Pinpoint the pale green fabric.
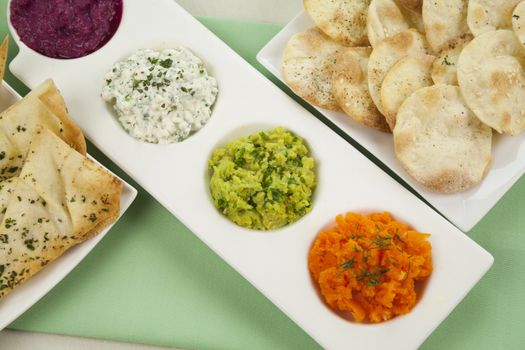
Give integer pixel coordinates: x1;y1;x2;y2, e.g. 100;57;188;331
1;2;524;349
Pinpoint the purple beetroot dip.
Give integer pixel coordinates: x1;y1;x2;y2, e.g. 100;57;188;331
10;0;123;59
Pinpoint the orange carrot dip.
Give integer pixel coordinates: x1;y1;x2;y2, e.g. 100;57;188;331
308;212;432;323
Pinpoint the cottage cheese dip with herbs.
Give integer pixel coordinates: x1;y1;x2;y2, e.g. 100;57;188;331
102;47;218;143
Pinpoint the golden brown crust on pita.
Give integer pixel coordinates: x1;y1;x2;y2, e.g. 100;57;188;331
0;80;86;156
396;0;421;11
397;1;425;33
28;80;86;154
0;36;8;82
0;88;86;182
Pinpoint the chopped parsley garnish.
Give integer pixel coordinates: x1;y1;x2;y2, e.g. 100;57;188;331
259;131;270;140
287;178;298;185
159;58;173;68
24;238;36;251
357;267;389;287
233;148;246;166
4;218;16;229
372;235;392;249
442;55;454;66
270;188;283;202
340;257;355;270
217;197;227;208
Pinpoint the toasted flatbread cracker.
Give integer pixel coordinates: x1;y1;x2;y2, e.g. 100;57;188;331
1;79;86;154
30;80;85;151
332;47;390;132
304;0;371;46
512;1;525;50
422;0;470;53
283;28;344;110
0;129;122;300
368;29;432;114
458;30;525;135
467;0;522;36
0;36;7;82
367;0;411;47
3;79;86;155
431;34;473;85
381;54;434;129
394;85;492;193
0;85;86;180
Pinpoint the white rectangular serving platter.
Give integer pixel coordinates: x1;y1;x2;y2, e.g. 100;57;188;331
8;0;493;349
0;81;138;330
257;10;525;233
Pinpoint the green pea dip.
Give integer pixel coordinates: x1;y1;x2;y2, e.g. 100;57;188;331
209;127;316;231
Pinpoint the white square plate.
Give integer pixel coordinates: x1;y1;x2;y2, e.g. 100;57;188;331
0;81;138;330
8;1;493;349
256;10;525;232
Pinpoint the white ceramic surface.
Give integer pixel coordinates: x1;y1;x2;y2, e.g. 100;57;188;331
256;11;525;232
0;81;138;331
8;1;493;349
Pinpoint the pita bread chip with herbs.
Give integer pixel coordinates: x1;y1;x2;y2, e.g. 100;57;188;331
467;0;522;36
367;0;411;48
332;47;390;132
458;30;525;135
283;27;344;110
0;80;86;181
367;29;432;114
304;0;371;46
422;0;470;53
394;85;492;193
0;129;122;300
381;53;435;129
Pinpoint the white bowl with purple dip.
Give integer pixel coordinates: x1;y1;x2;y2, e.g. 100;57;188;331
9;0;123;59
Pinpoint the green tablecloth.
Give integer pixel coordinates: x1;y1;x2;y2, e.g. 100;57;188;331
1;2;524;349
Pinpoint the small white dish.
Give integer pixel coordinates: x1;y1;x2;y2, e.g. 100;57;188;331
0;81;138;330
256;10;525;232
8;1;493;349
